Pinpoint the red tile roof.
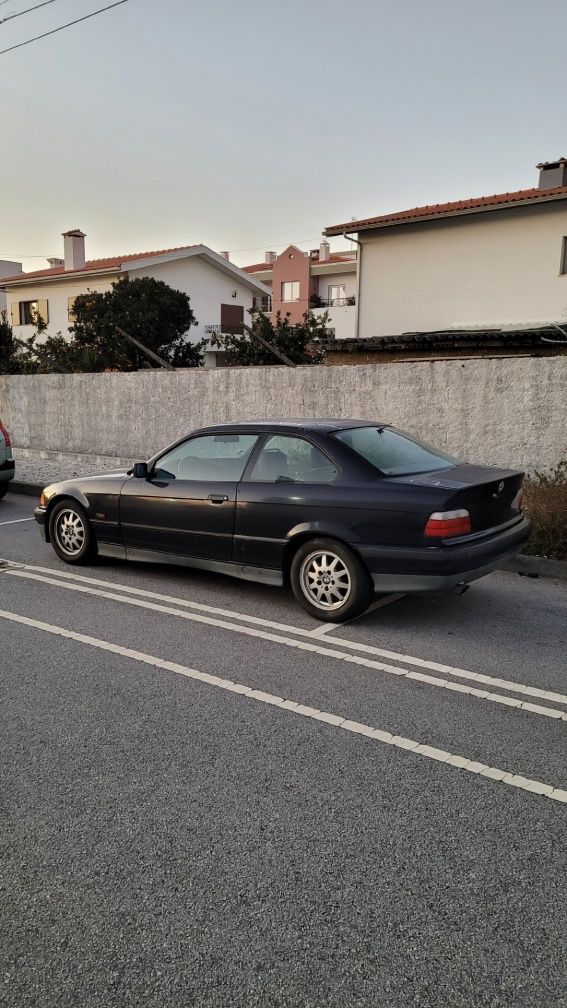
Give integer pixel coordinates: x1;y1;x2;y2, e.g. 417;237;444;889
1;245;198;284
243;252;355;273
325;185;567;236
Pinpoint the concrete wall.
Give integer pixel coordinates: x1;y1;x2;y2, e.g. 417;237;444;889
358;202;567;338
1;357;565;473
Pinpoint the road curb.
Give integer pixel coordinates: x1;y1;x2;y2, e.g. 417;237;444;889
500;554;567;581
10;481;43;498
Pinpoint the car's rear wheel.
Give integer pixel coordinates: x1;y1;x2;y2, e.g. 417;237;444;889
290;537;373;622
49;499;95;565
0;483;8;500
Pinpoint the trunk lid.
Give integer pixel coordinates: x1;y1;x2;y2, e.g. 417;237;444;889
397;464;524;533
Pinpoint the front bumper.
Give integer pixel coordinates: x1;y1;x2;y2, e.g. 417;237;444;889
358;516;532;593
34;506;49;541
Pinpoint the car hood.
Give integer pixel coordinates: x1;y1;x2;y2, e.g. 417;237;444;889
43;470;130;496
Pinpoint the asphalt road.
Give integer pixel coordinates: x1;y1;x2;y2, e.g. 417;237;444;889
1;492;566;1008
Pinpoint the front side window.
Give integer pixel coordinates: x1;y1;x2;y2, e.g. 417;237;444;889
281;281;300;302
248;435;338;484
153;433;258;481
334;426;458;476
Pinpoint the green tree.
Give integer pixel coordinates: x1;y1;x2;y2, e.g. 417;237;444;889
0;311;16;373
19;276;205;373
68;276;203;370
211;310;328;366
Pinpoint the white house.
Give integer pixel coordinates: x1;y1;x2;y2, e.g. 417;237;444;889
1;230;270;346
325;158;567;340
0;260;22;314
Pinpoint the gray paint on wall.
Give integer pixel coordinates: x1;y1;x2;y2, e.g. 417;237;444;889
1;357;565;474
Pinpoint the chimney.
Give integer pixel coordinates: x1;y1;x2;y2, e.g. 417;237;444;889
537;158;567;189
319;240;330;262
62;229;86;271
47;257;64;269
219;251;230;260
265;251;276;264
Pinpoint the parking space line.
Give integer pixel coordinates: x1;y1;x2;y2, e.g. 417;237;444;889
307;594;406;637
0;604;565;806
6;568;567;722
0;518;34;526
5;560;566;708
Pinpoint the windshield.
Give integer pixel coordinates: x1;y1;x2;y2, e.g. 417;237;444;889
334;426;458;476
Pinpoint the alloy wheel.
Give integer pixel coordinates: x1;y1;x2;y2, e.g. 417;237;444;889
54;508;86;557
299;550;352;611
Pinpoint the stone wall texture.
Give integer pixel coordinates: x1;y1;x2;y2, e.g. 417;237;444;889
1;357;565;472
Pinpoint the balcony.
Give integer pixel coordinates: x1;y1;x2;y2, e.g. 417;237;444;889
310;295;356;308
204;324;245;336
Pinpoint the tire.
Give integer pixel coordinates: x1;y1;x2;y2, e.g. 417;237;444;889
290;537;373;623
0;483;8;500
48;499;95;565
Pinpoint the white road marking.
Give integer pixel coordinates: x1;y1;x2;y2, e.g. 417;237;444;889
6;560;565;709
6;567;567;723
0;605;565;805
0;517;34;526
307;593;406;636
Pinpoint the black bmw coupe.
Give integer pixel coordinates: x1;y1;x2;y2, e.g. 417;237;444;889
35;419;531;622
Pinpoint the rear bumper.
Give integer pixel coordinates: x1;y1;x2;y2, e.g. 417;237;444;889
357;516;532;593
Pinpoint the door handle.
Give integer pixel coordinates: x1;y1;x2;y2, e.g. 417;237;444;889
208;494;229;504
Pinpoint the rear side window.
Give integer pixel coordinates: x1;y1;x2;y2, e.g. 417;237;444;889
248;435;338;484
334;427;457;476
153;433;258;481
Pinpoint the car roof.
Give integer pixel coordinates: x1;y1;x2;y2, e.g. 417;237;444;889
194;419;389;435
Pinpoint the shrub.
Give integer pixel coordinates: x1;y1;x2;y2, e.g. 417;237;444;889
522;459;567;560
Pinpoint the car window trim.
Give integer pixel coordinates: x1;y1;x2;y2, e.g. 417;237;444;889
241;432;341;486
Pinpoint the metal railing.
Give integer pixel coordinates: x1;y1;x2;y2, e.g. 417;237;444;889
310;296;356;309
251;296;273;313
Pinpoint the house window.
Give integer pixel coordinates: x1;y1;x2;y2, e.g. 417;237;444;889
328;284;346;306
560;237;567;275
11;299;49;326
281;281;300;302
68;297;76;322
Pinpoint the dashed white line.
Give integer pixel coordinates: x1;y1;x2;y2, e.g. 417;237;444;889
0;517;34;526
0;605;565;805
5;567;567;723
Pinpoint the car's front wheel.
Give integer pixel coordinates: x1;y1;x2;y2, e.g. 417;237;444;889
290;537;373;622
49;499;95;565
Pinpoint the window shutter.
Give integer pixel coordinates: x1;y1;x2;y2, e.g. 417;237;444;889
10;302;20;326
37;299;49;324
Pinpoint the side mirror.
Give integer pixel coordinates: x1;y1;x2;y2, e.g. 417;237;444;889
133;462;149;479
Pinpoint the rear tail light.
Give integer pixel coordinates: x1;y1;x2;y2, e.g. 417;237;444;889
0;420;11;448
425;509;471;538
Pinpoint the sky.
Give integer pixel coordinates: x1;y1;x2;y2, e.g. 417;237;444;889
1;0;566;272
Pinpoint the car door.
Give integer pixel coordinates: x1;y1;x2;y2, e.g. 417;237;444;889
234;433;340;570
120;432;259;561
